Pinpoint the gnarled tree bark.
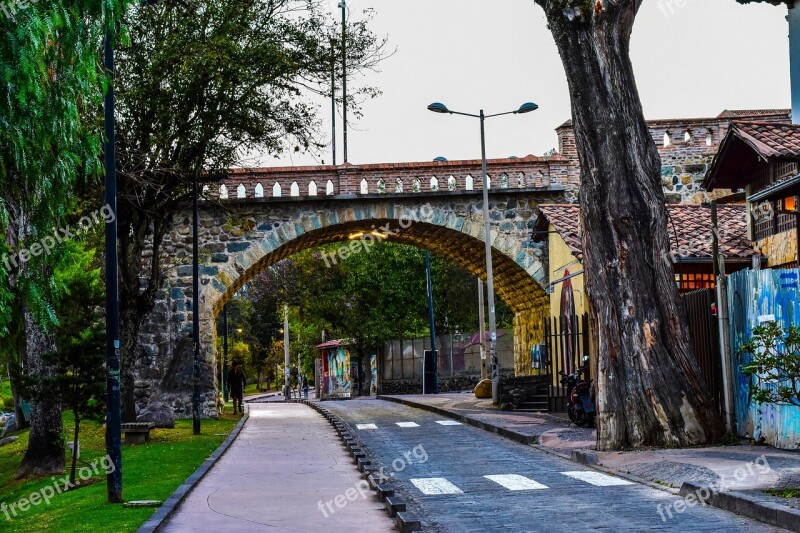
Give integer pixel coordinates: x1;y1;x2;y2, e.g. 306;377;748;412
16;303;64;478
535;0;723;449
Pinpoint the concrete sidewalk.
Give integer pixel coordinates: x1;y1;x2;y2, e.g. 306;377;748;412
162;403;393;532
380;393;800;502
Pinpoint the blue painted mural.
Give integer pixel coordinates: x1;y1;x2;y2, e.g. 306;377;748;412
727;268;800;449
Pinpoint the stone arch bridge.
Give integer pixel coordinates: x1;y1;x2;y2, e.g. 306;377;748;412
134;156;577;415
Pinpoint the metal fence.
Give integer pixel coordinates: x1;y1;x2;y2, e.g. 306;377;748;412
681;287;723;416
544;314;590;413
382;332;515;381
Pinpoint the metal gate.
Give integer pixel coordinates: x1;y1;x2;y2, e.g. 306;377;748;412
681;288;723;416
544;314;590;413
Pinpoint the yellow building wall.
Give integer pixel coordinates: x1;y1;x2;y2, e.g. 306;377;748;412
548;225;587;319
757;230;797;267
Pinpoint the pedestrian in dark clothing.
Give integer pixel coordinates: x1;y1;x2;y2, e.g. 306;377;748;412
228;361;246;415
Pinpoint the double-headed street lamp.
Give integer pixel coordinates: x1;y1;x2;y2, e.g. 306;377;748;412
427;101;538;404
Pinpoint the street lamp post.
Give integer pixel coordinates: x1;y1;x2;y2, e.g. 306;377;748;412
427;101;538;404
103;30;123;504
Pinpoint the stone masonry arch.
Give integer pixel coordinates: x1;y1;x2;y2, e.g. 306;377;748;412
135;191;562;416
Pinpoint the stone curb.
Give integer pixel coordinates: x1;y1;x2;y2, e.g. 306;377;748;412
299;399;422;532
377;395;537;445
680;482;800;532
137;405;251;533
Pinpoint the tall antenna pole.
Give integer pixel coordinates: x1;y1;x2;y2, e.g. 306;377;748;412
339;0;348;163
330;37;337;166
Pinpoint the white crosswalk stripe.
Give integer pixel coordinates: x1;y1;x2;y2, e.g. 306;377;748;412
560;471;634;486
410;477;463;495
484;474;548;491
395;422;420;428
355;423;377;430
435;420;462;426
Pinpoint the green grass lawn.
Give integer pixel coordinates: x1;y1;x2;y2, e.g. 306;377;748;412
0;411;238;532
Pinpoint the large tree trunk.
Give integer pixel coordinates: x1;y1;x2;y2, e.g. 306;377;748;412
16;304;64;479
536;0;723;449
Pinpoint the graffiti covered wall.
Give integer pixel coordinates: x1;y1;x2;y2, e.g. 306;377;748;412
727;268;800;449
327;347;352;398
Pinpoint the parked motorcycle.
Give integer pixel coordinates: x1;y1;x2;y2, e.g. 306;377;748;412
559;356;595;427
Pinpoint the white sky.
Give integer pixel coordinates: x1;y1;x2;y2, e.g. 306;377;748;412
267;0;790;167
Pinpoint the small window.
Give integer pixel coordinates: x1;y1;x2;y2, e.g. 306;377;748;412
202;184;209;196
254;183;264;198
448;175;456;191
290;181;300;197
517;172;525;188
684;130;693;143
377;179;386;194
272;182;282;197
395;178;403;193
237;184;246;198
308;181;318;196
663;132;672;147
465;174;474;191
706;130;713;146
326;180;334;195
485;174;491;189
500;173;509;189
430;176;439;192
412;178;421;192
219;184;229;199
360;178;369;194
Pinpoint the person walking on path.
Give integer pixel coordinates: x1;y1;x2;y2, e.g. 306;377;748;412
302;374;309;400
228;361;246;415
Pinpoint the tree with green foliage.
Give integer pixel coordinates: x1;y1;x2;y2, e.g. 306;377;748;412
1;0;129;477
740;321;800;406
114;0;387;420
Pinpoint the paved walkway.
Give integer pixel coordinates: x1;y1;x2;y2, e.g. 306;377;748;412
162;403;393;533
381;393;800;499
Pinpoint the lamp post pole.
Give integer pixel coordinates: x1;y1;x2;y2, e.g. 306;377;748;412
425;251;438;393
192;170;201;435
427;101;538;405
222;303;229;402
103;30;123;504
284;304;290;400
477;110;501;403
478;279;486;380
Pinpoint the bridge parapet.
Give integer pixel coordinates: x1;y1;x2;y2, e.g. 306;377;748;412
209;156;576;200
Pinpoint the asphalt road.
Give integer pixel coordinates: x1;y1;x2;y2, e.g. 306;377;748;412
323;398;785;533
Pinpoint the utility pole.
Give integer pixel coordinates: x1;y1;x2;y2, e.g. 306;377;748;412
339;0;348;163
330;37;337;167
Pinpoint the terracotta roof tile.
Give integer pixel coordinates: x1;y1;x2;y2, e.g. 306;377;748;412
726;122;800;160
537;204;756;262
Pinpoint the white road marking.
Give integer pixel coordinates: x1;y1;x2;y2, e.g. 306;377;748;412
484;474;548;491
395;422;420;428
410;478;463;495
356;423;377;430
435;420;462;426
560;471;634;486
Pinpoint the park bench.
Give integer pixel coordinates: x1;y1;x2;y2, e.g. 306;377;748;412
121;422;155;444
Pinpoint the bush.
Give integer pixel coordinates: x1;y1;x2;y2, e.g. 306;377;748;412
740;321;800;406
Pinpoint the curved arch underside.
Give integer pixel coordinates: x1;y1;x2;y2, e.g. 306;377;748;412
212;219;546;317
